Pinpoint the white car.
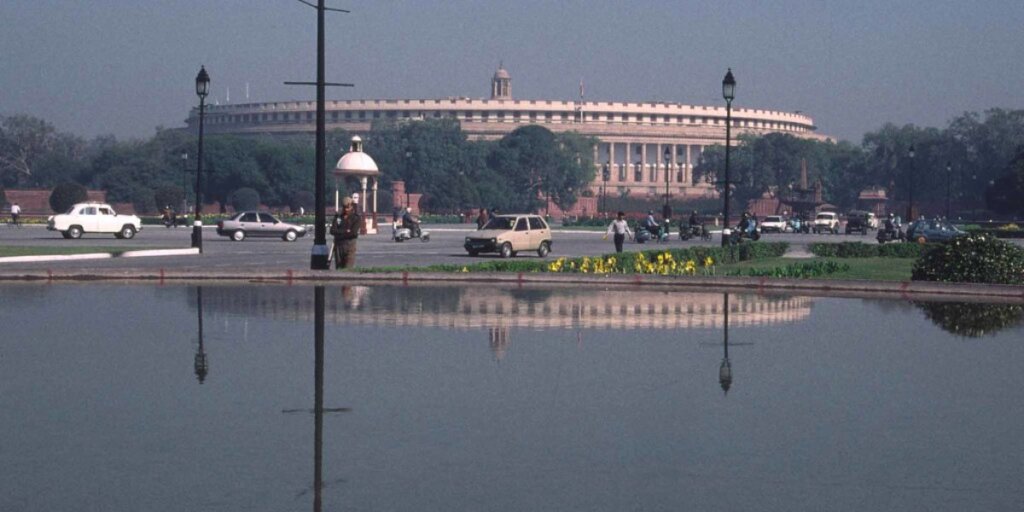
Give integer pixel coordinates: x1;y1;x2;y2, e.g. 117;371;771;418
760;215;788;233
812;211;840;234
47;202;143;239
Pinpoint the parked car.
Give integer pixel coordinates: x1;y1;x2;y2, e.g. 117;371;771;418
905;219;966;244
760;215;788;233
216;211;307;241
47;202;143;239
813;211;840;234
464;214;552;258
844;211;871;235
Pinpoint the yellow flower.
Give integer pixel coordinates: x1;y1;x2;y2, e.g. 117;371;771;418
704;256;714;267
461;266;469;273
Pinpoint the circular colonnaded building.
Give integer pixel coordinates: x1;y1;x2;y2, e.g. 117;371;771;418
186;66;829;202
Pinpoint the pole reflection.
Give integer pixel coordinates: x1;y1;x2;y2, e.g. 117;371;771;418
718;293;733;394
194;286;209;384
313;285;325;512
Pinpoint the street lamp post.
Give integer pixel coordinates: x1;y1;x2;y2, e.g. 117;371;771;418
601;163;610;215
180;152;188;214
720;68;736;247
906;145;916;222
192;66;210;252
945;161;952;219
662;147;672;220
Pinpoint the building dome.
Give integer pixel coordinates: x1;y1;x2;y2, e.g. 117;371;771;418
334;136;379;177
493;67;510;80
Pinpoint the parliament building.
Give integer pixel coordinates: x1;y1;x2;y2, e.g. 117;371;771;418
186;67;828;201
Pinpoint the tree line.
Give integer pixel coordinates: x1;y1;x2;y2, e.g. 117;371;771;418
2;109;1022;217
694;108;1024;217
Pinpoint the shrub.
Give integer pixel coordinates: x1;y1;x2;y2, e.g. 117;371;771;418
911;234;1024;285
809;242;923;258
728;260;850;278
49;182;87;213
230;187;261;211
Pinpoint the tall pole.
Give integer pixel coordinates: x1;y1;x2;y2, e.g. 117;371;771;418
310;0;329;269
312;285;325;512
719;293;732;394
180;152;188;214
721;69;735;247
945;161;952;219
663;148;671;220
192;66;209;252
906;145;915;222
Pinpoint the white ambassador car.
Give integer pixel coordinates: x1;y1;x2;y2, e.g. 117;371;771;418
47;202;143;239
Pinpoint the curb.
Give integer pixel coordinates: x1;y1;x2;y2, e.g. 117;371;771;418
0;248;200;264
0;268;1021;301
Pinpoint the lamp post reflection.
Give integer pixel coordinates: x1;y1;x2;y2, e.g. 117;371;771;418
313;285;325;512
718;293;732;394
194;287;208;384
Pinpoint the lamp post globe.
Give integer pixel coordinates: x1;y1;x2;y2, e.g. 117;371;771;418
192;66;210;252
720;68;735;247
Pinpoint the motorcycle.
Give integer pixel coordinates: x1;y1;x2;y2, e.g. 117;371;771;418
392;221;430;242
787;217;810;234
876;224;904;244
636;222;669;244
679;223;711;241
727;221;761;245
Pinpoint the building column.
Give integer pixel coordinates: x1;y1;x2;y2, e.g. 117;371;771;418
671;144;678;183
640;144;647;183
685;144;692;185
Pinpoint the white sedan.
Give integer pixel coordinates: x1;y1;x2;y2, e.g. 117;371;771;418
47;202;143;239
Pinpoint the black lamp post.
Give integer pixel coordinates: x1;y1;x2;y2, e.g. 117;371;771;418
192;66;210;252
720;68;736;247
601;163;610;215
945;161;952;220
193;286;208;383
180;152;189;214
404;150;412;210
662;147;672;220
905;145;916;221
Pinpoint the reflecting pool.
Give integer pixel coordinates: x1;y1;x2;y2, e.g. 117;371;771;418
1;284;1022;511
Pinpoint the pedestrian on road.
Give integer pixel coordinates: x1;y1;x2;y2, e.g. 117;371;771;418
605;211;633;253
10;203;21;226
330;197;362;269
476;208;489;230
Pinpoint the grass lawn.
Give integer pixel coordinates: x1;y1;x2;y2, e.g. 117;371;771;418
721;256;915;281
0;246;170;257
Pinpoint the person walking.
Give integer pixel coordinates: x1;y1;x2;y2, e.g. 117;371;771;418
10;203;21;226
604;211;633;253
475;207;489;230
330;196;362;269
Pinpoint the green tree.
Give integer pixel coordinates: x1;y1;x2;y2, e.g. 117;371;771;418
985;148;1024;216
49;182;87;213
230;187;261;211
153;183;185;212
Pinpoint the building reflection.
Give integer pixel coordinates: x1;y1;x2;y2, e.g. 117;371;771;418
313;285;325;512
198;284;814;332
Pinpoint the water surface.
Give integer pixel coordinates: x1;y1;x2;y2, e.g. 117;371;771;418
1;284;1021;511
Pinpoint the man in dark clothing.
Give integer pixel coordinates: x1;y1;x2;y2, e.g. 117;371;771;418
475;208;489;230
330;197;362;269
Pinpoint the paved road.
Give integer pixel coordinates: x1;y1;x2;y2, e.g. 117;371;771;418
0;223;1009;273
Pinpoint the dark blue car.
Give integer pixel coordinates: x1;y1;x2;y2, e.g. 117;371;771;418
905;219;966;244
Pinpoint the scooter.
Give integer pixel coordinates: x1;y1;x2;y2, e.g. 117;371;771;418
392;222;430;242
636;223;669;244
727;222;762;245
876;226;904;244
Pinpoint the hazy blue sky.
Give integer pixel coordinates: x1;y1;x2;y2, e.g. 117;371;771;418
2;0;1022;142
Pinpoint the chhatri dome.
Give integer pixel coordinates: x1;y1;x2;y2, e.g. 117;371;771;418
491;63;511;100
334;136;379;176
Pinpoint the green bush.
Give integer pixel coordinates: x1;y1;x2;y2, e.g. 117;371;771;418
728;260;850;278
911;234;1024;285
810;242;923;258
562;217;610;227
49;182;87;213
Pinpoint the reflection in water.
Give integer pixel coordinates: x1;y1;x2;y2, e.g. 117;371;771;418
194;287;208;384
719;293;732;394
313;285;324;512
916;301;1024;338
199;284;813;332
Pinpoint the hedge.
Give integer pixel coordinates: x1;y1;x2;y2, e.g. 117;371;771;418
911;234;1024;285
809;242;923;258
